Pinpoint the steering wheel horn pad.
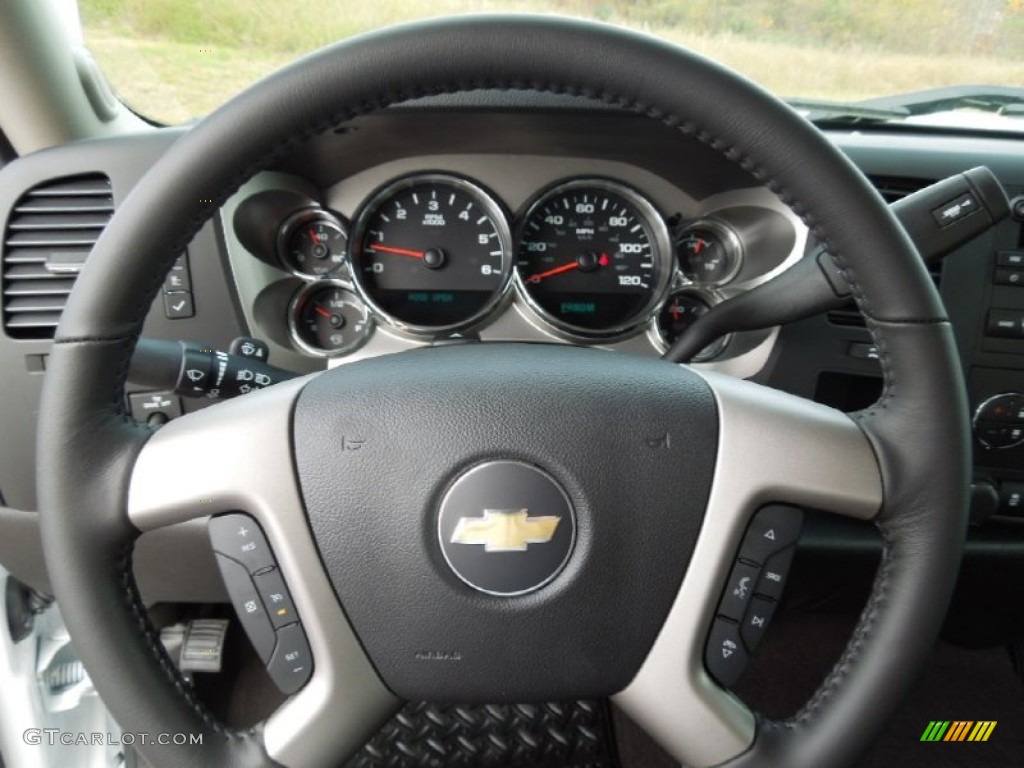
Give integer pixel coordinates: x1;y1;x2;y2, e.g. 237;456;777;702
293;343;718;701
37;13;969;768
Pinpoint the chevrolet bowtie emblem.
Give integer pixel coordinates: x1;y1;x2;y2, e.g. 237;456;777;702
450;509;561;552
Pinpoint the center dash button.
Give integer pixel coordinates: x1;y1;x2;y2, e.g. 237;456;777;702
997;251;1024;268
163;291;195;319
987;310;1024;338
267;623;313;694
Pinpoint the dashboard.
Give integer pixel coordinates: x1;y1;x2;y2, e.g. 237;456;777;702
2;99;1024;612
222;147;800;380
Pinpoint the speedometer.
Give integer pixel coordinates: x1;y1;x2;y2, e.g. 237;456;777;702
515;179;672;338
349;174;513;336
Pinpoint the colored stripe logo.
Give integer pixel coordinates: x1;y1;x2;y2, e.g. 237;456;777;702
920;721;996;742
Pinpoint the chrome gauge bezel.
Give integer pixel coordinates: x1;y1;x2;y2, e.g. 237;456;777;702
675;218;744;287
513;178;674;342
287;279;374;358
347;173;515;339
972;393;1024;450
648;287;731;362
275;208;349;279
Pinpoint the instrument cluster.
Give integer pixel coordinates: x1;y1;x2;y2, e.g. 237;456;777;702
242;171;768;361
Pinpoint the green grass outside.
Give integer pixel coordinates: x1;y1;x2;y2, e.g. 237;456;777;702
78;0;1024;125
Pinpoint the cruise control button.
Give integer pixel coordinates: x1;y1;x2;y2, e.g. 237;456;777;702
718;561;760;621
212;554;276;663
705;618;748;688
755;546;795;601
739;505;803;565
209;514;276;574
267;623;313;694
741;596;777;652
253;568;298;629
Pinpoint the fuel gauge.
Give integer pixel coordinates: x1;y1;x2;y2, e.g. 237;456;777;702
676;220;742;286
288;281;372;357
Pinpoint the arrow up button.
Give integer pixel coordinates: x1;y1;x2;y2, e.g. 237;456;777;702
738;504;804;565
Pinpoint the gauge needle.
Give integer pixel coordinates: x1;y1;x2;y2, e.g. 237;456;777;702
314;306;332;318
527;262;579;283
309;228;321;245
527;252;610;283
369;244;425;259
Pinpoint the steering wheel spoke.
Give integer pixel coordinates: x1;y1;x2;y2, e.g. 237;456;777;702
128;376;399;767
699;370;883;521
614;370;883;768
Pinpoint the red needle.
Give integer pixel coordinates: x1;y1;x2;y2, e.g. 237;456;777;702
527;261;580;283
370;244;425;259
309;228;321;245
314;306;332;318
694;238;704;254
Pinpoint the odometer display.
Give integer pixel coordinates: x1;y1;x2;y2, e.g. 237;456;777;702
516;180;671;338
349;175;512;335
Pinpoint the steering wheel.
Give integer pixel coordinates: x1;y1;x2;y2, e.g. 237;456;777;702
36;15;969;768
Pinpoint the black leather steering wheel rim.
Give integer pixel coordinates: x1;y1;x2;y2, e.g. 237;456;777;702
36;14;969;768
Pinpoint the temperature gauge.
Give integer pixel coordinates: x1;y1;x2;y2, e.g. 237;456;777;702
653;290;729;362
277;209;348;278
676;220;742;286
288;282;372;357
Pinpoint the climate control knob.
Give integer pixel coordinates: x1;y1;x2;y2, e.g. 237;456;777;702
973;393;1024;449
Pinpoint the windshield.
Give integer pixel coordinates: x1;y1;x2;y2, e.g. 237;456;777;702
78;0;1024;128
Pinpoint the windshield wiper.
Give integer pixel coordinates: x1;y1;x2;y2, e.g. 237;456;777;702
785;98;909;125
859;85;1024;117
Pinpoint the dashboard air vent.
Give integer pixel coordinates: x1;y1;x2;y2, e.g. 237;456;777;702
868;175;932;205
2;174;113;339
827;175;941;328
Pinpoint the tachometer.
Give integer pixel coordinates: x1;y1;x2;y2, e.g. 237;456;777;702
349;174;513;335
515;179;672;338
